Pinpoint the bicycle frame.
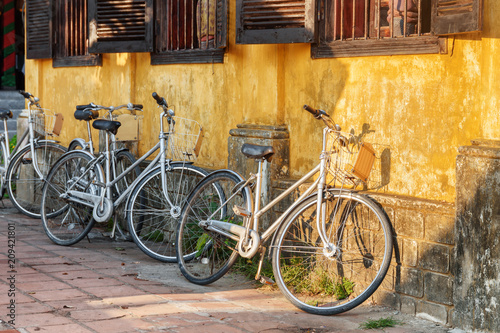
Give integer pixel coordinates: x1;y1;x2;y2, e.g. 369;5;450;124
202;127;337;259
64;107;183;223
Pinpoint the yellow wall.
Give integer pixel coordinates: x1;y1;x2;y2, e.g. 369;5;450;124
25;0;500;204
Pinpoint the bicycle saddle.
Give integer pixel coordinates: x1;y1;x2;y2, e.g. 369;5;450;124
0;109;13;119
74;109;100;121
241;143;275;162
92;119;121;135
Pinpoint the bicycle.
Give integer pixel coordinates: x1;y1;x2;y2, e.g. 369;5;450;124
175;105;393;315
40;93;209;263
68;104;142;238
0;91;67;218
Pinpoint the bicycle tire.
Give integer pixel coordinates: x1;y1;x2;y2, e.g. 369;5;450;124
272;191;393;315
127;163;208;262
0;140;8;198
6;142;67;218
176;170;251;285
41;151;104;246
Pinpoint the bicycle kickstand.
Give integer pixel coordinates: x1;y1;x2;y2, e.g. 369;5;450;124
254;246;275;285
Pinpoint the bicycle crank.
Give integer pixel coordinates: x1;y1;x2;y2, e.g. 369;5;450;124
204;220;261;258
66;190;113;222
93;197;113;223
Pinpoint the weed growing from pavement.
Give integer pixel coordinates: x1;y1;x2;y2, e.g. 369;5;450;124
359;317;403;329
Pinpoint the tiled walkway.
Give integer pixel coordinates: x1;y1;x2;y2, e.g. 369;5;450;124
0;203;451;333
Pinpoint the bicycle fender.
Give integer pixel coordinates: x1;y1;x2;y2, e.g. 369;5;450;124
114;147;130;155
37;139;61;144
68;138;88;151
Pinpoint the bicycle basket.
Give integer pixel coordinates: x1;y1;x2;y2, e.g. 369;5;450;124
165;116;203;161
32;107;64;136
326;130;376;187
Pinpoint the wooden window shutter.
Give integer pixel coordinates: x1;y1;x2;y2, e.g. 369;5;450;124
88;0;153;53
26;0;53;59
215;0;228;48
431;0;483;35
236;0;315;44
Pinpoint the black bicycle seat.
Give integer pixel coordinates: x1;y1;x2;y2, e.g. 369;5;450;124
92;119;121;135
241;143;275;162
0;109;13;119
74;109;100;121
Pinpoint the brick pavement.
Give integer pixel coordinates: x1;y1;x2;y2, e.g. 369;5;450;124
0;202;453;333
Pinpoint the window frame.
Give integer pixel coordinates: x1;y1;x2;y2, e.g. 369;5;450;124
151;0;228;65
233;0;482;58
235;0;315;44
25;0;228;65
312;0;445;58
87;0;154;54
26;0;53;59
53;0;102;68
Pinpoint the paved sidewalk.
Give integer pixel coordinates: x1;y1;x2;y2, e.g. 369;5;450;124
0;203;452;333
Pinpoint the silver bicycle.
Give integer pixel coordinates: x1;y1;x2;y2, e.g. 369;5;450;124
68;103;143;237
176;105;393;315
0;91;67;218
41;93;208;263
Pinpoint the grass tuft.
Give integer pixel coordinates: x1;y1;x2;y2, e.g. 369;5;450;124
359;317;403;329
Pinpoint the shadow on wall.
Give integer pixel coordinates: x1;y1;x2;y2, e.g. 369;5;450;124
452;141;500;332
372;190;455;326
373;141;500;328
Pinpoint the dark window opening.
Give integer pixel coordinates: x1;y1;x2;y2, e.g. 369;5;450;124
321;0;432;42
152;0;227;65
54;0;101;67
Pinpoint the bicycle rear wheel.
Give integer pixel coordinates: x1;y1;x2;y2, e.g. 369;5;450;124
6;142;67;218
272;191;393;315
176;170;251;285
41;151;104;245
0;140;8;198
127;163;207;262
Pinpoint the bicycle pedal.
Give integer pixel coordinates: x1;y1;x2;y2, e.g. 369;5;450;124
259;276;275;285
22;158;33;165
233;205;251;217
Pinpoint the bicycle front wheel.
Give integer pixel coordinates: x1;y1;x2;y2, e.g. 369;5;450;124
272;191;393;315
176;170;251;285
127;163;207;262
6;142;67;218
41;151;104;246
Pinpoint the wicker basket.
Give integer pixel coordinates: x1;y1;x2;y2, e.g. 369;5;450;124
165;116;203;161
326;130;376;187
32;108;64;136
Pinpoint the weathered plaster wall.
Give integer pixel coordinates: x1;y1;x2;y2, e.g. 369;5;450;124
24;0;499;204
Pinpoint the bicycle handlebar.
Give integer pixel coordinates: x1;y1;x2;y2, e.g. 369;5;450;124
152;92;168;107
19;90;40;105
303;105;323;119
303;104;338;131
76;103;143;113
19;90;32;99
129;103;143;110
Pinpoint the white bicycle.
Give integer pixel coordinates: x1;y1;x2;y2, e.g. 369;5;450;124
176;105;393;315
0;91;66;218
